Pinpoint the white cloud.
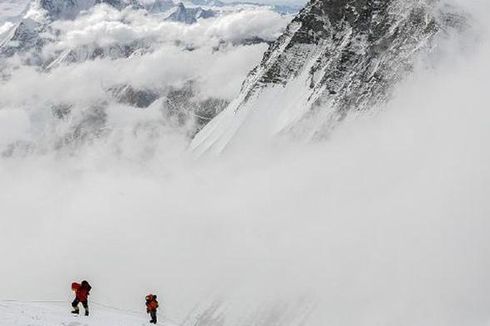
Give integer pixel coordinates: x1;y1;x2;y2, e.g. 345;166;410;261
0;4;287;151
47;5;290;51
0;1;489;325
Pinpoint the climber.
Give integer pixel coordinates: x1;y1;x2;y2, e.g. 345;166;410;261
71;280;92;316
145;293;159;324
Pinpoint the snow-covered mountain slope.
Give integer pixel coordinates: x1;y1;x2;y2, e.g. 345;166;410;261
0;298;317;326
189;0;224;7
30;0;141;21
190;0;467;155
144;0;175;13
164;3;215;24
0;301;171;326
0;17;45;58
0;0;145;60
0;1;48;59
0;0;30;23
38;0;99;20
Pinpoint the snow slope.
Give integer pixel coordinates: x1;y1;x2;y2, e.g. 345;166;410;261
0;0;30;23
190;0;467;155
0;301;170;326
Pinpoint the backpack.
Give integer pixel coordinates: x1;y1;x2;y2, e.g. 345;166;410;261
81;281;92;292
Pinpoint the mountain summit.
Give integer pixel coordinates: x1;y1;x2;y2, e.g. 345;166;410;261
190;0;465;155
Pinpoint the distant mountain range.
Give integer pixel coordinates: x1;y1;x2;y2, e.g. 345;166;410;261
0;0;292;153
0;0;293;63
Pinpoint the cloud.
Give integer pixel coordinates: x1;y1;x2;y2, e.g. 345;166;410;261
0;43;268;146
47;4;290;51
0;1;489;325
0;3;284;152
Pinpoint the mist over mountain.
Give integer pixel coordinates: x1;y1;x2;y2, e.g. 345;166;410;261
191;0;469;155
0;0;292;155
0;1;489;326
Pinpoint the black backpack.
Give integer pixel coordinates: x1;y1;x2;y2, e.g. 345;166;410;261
81;280;92;292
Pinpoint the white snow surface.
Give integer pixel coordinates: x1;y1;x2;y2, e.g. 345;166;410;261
0;301;170;326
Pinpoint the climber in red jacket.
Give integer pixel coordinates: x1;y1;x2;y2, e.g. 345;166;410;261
71;280;91;316
145;294;159;324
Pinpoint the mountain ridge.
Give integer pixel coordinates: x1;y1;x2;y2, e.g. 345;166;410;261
190;0;467;155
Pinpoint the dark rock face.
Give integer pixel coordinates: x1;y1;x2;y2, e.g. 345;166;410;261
254;0;444;110
38;0;141;20
39;0;90;20
109;85;160;108
166;3;198;24
0;19;45;58
163;83;229;133
96;0;143;10
146;0;175;13
191;0;467;154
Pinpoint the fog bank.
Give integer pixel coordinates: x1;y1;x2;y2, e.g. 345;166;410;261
0;1;489;325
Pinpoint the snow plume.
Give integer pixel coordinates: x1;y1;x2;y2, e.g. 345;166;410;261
0;1;490;326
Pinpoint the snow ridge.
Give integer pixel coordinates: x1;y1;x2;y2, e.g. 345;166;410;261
190;0;467;155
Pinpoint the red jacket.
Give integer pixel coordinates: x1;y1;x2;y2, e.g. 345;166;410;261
72;282;91;302
146;295;159;312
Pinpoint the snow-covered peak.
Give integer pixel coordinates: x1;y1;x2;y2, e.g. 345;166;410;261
144;0;175;13
165;2;215;24
166;3;196;24
190;0;467;155
0;0;147;58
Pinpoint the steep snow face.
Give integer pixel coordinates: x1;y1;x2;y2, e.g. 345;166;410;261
0;17;45;58
190;0;466;155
